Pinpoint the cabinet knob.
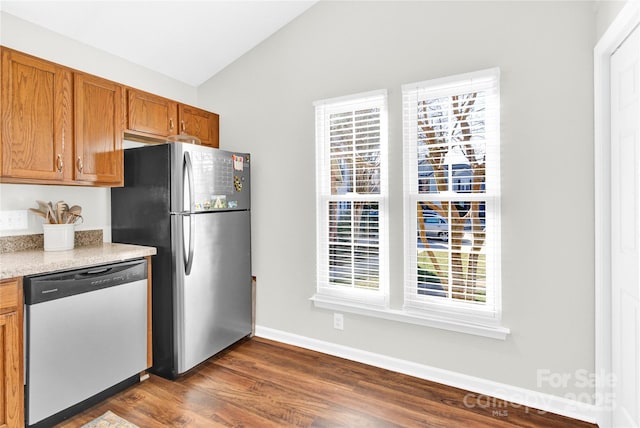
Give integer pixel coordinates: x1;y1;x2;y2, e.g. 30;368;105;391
76;156;83;173
56;154;64;172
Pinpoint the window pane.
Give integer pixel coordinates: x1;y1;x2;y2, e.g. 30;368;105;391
417;201;450;298
354;245;379;289
355;151;380;194
417;250;448;297
328;201;351;243
327;200;380;290
416;92;487;195
329;108;381;195
329;244;353;285
416;200;486;302
331;157;353;195
460;200;487;303
354;202;379;244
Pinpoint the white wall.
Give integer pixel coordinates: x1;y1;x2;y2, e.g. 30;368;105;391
595;0;626;41
198;0;596;401
0;12;197;239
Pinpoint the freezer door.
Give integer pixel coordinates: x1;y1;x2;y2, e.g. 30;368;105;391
172;210;252;374
170;143;251;213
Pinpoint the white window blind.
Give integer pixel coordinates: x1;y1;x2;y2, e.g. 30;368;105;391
314;90;388;306
402;68;501;323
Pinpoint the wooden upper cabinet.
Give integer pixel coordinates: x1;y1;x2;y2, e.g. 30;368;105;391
179;104;219;148
127;88;178;139
74;72;123;186
0;47;124;187
124;88;219;148
0;48;73;183
0;47;218;187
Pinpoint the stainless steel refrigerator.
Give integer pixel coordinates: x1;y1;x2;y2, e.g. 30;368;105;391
111;142;252;379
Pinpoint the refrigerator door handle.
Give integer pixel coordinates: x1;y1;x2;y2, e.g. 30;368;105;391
184;151;195;212
183;214;195;276
183;151;196;275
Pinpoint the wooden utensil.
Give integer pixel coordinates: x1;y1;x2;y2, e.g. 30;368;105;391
67;205;82;224
46;202;57;224
28;208;47;220
56;201;66;224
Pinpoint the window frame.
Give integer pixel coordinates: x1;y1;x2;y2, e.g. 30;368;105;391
313;89;389;308
311;74;508;339
402;67;503;326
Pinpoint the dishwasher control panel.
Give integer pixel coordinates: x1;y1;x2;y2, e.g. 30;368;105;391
23;259;147;305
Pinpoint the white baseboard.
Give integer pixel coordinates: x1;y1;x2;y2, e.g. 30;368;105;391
255;325;598;424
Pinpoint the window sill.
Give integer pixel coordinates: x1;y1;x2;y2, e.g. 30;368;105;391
310;294;510;340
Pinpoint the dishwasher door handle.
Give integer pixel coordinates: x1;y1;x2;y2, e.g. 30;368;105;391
84;267;111;275
75;268;112;279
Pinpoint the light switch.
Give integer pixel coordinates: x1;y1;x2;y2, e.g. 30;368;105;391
0;210;29;230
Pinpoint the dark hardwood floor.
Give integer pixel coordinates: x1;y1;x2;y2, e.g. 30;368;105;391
56;337;596;427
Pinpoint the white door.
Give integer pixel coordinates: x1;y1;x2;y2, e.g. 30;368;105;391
611;24;640;428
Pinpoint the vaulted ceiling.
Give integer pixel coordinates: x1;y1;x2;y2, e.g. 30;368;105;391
0;1;317;86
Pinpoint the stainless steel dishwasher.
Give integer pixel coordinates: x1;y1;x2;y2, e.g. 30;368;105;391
24;259;148;428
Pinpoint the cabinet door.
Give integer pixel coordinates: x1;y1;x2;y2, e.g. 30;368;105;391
0;278;23;428
74;73;123;185
0;48;73;182
127;88;177;139
0;312;22;428
178;104;219;148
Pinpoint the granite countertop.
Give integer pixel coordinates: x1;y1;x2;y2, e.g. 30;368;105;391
0;243;157;280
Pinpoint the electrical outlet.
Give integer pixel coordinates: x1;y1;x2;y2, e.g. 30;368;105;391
333;313;344;330
0;210;28;231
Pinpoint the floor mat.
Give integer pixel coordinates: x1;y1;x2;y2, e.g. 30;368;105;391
80;411;139;428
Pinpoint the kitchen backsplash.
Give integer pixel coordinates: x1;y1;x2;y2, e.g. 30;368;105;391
0;229;103;253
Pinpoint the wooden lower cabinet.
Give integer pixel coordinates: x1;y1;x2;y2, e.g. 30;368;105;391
0;278;23;428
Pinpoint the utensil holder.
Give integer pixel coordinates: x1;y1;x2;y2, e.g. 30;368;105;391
43;224;75;251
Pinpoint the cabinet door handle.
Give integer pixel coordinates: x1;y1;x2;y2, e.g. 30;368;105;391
76;156;83;173
169;118;174;130
56;154;64;172
181;120;185;133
